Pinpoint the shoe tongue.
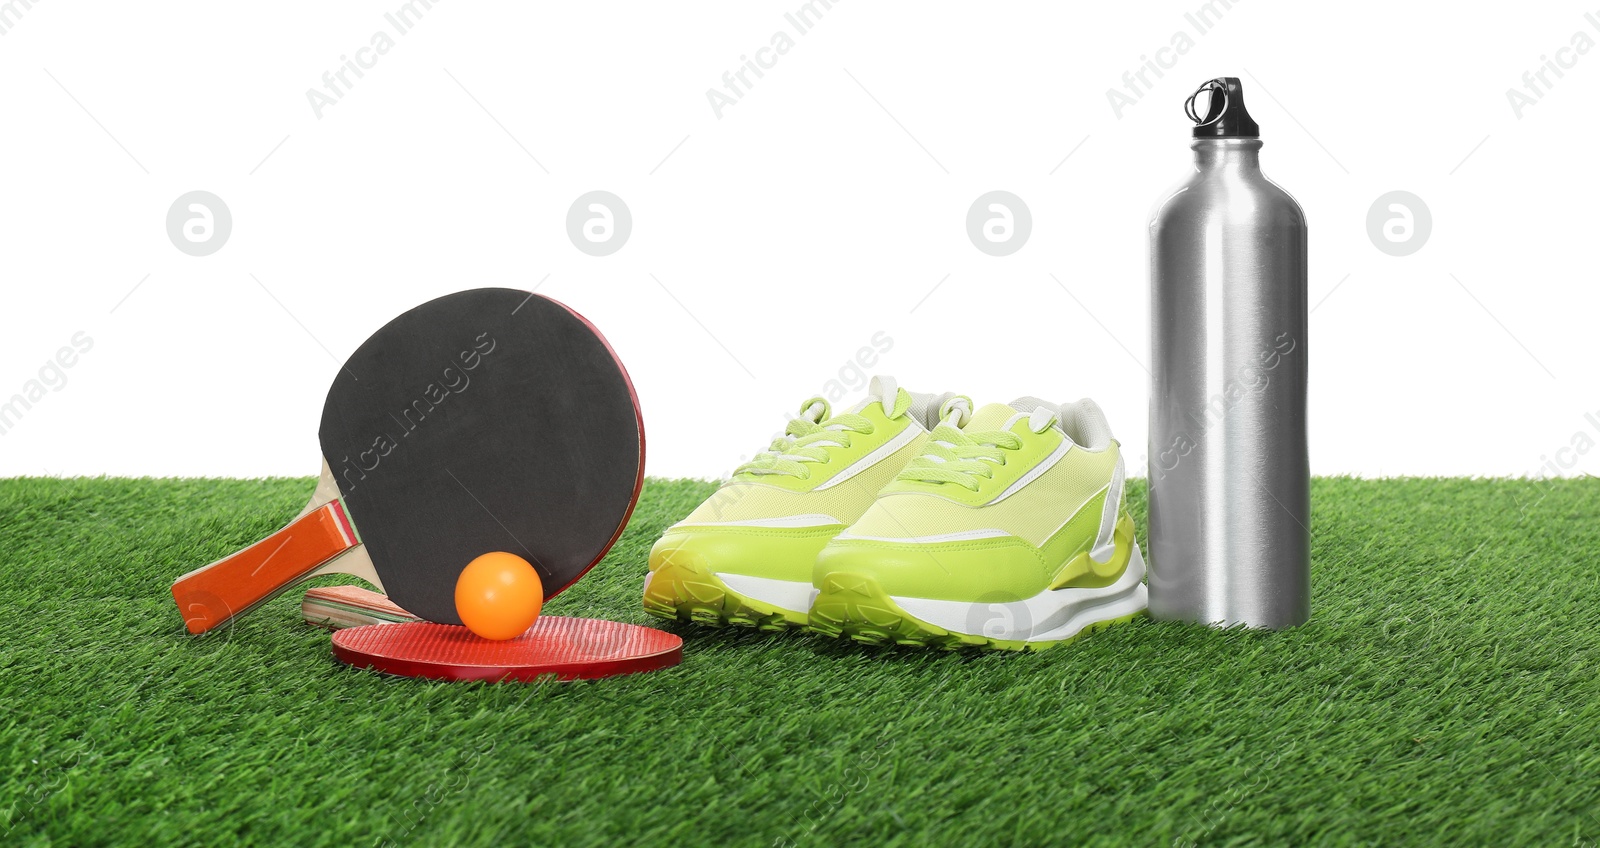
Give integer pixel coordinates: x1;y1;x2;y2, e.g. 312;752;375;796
848;375;901;416
964;403;1021;431
1009;396;1054;415
1006;397;1062;434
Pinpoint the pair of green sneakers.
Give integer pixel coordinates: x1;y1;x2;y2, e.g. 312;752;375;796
641;376;1147;651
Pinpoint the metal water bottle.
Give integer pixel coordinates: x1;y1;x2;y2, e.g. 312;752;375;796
1147;77;1309;629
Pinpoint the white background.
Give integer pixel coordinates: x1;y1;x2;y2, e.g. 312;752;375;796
1;0;1595;480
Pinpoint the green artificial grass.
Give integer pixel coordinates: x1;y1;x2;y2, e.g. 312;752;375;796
2;476;1598;846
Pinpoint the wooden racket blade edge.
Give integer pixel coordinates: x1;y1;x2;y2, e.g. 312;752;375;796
302;585;419;629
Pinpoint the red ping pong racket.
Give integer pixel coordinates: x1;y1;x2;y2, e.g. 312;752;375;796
171;289;644;633
302;586;682;682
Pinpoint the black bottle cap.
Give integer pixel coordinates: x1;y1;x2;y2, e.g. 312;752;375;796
1185;77;1259;138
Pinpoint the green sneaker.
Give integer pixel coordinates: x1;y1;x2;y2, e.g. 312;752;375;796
643;377;970;630
809;397;1146;650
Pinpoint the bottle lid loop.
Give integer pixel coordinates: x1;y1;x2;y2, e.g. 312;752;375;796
1186;77;1259;138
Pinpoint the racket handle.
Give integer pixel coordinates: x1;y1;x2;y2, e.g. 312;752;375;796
172;502;359;634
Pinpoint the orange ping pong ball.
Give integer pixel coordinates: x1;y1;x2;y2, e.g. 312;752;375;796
455;552;544;640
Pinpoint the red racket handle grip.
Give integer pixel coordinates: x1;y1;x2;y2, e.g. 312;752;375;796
171;502;359;634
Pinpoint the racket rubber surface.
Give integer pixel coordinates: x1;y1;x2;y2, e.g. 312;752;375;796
331;618;682;682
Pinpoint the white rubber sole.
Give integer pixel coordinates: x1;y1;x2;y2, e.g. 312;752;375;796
891;543;1149;644
715;572;819;617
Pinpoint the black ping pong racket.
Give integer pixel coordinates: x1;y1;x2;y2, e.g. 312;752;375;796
171;288;644;633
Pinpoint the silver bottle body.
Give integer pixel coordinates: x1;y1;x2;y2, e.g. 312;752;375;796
1147;138;1309;628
